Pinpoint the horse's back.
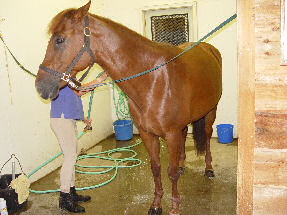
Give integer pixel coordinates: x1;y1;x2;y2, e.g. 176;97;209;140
178;42;222;69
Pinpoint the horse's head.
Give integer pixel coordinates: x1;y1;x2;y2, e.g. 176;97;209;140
35;1;92;100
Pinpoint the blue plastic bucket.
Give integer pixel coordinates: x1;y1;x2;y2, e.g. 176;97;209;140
113;120;133;141
216;124;234;144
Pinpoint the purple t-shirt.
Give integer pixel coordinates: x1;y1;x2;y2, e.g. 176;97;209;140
50;86;84;120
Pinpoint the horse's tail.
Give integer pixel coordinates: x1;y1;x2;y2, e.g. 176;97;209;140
192;117;206;155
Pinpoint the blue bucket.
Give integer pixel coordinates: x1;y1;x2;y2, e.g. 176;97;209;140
216;124;234;144
113;120;133;141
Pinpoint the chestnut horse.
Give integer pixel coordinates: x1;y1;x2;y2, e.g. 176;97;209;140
35;2;222;215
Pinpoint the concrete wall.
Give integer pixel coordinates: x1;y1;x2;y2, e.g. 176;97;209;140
0;0;113;182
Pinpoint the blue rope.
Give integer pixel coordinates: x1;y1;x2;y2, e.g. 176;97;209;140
78;13;237;90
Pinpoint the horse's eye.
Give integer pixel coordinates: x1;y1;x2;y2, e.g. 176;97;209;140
55;36;65;45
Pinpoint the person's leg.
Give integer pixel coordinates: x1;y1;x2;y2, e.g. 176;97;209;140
70;120;78;188
68;120;91;202
50;117;78;193
50;117;85;213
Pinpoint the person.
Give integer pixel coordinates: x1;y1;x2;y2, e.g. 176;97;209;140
50;72;107;213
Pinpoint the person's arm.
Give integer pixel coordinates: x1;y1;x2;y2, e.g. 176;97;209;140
73;72;108;96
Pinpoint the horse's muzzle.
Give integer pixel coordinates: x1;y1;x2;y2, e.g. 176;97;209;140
35;75;60;100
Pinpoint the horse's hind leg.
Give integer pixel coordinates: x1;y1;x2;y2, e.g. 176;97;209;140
139;128;163;215
204;106;217;178
179;126;188;174
166;130;183;215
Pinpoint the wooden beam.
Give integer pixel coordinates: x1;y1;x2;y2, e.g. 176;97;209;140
237;0;255;214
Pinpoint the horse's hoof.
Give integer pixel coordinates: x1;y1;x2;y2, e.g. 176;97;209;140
169;209;181;215
204;169;215;178
178;167;185;175
148;207;162;215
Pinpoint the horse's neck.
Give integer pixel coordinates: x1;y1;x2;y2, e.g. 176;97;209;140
90;15;156;102
91;16;151;71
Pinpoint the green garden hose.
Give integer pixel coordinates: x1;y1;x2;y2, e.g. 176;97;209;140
112;83;130;120
28;139;142;193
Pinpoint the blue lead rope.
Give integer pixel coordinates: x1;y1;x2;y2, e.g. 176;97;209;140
78;13;237;91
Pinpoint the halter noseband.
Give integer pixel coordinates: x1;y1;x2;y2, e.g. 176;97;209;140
39;15;95;89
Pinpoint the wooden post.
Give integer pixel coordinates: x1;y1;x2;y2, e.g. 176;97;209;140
237;0;255;214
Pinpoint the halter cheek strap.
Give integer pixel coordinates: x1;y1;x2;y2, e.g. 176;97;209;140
39;15;95;89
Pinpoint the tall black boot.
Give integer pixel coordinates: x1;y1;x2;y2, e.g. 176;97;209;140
59;191;85;213
70;186;91;202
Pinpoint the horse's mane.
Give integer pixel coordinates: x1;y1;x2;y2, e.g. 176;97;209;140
48;9;78;35
48;8;151;44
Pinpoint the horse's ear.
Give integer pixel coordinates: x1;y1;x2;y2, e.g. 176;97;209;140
75;1;91;20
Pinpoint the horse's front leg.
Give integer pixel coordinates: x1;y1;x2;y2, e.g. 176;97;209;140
166;130;183;215
139;128;163;215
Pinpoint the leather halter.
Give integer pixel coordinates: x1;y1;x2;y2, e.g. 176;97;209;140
39;15;95;89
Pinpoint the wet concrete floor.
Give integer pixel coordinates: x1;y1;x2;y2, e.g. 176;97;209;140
15;134;237;215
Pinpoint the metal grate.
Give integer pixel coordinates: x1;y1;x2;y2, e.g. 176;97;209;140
151;13;189;46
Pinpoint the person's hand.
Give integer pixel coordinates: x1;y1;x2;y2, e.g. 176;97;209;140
84;117;92;127
72;72;108;96
98;72;108;82
74;89;89;97
83;117;92;131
